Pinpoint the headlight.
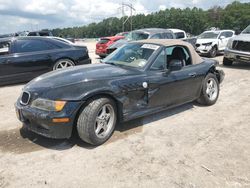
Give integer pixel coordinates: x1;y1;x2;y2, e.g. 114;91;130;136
31;98;66;112
226;39;233;49
202;42;213;46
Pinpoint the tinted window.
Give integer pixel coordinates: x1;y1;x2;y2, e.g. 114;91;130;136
219;32;227;38
174;32;185;39
39;32;52;36
27;32;38;36
98;39;110;44
15;39;52;53
162;33;174;39
126;32;149;41
198;32;219;39
151;33;163;39
225;31;233;38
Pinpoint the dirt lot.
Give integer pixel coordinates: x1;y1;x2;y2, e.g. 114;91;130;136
0;40;250;188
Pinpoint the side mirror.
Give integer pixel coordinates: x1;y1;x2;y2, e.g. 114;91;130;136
169;60;182;72
220;36;226;40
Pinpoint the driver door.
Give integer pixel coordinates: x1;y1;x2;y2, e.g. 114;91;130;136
147;46;203;109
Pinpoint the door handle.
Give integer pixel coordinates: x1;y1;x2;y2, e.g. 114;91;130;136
188;72;197;78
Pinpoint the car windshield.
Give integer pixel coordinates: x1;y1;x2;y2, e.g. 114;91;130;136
125;32;149;41
198;31;219;39
102;43;160;68
242;25;250;34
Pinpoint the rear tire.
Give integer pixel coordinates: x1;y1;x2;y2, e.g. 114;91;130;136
53;59;75;70
223;57;233;66
77;97;117;145
197;73;219;106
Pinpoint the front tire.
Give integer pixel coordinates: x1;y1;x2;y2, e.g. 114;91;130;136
77;97;117;145
223;57;233;66
197;73;219;106
209;46;217;58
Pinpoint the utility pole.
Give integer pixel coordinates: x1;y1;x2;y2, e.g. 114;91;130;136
120;2;135;32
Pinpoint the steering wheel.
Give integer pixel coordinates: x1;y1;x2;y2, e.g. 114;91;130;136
125;51;140;62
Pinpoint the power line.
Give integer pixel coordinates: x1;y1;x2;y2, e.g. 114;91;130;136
120;2;135;32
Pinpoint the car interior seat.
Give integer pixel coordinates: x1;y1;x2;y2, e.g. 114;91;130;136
168;47;186;68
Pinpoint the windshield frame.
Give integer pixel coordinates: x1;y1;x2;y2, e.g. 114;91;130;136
102;42;163;71
242;25;250;34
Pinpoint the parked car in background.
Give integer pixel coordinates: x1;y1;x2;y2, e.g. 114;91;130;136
195;29;235;57
27;30;53;36
115;32;129;37
96;35;125;58
106;28;175;54
46;37;74;45
223;25;250;65
168;28;197;47
168;29;187;39
15;39;224;145
0;34;15;38
66;38;75;43
0;37;90;86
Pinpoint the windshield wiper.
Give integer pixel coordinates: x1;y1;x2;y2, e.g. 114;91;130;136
104;62;118;66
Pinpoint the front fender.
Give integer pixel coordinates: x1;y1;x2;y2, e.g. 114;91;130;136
206;61;225;83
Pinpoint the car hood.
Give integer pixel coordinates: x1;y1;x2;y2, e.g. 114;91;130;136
232;34;250;42
196;39;217;44
25;63;140;90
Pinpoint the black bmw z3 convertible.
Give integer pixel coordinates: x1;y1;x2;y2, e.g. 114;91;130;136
15;39;225;145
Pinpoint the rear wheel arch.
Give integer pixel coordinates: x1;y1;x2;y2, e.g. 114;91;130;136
197;73;220;106
52;57;76;69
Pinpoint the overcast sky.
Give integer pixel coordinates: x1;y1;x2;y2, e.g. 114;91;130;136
0;0;249;34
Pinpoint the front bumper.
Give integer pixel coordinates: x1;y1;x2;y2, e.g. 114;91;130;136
196;45;213;55
78;58;91;65
224;48;250;62
95;48;108;56
15;100;83;139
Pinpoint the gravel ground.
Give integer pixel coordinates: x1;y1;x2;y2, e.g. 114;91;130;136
0;40;249;188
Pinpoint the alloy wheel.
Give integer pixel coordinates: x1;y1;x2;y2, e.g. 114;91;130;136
95;104;115;139
54;60;75;70
206;78;218;101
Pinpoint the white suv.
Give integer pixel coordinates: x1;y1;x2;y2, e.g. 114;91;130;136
195;30;235;57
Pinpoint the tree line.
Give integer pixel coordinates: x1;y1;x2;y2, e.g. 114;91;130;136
52;1;250;38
